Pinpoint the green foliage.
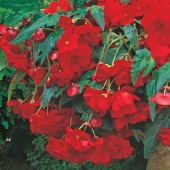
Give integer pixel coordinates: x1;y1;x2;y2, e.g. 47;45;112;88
0;7;12;24
132;49;155;85
7;4;39;26
144;107;170;159
146;69;158;98
148;101;156;122
7;71;26;102
11;13;60;44
38;29;63;64
41;85;59;108
156;62;170;92
78;69;95;93
0;50;8;71
68;6;88;18
122;25;139;48
0;0;42;10
71;0;91;6
90;5;105;31
0;0;43;25
93;46;127;65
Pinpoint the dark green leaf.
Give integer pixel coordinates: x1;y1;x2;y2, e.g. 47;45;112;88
132;49;154;85
89;81;102;90
90;5;104;31
11;14;60;44
156;62;170;92
72;96;93;115
78;69;95;93
54;86;66;98
39;30;63;64
146;70;158;98
8;71;26;102
41;85;59;108
0;135;4;145
59;93;73;109
144;115;170;158
149;102;156;122
7;4;39;26
80;112;90;122
71;0;90;6
142;56;155;77
0;50;8;71
122;24;139;48
0;0;42;11
2;120;9;129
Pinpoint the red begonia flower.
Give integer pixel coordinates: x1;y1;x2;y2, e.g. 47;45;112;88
150;92;170;106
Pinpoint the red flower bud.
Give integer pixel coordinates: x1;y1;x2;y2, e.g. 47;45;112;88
32;28;45;42
49;51;58;60
90;117;102;128
67;83;79;97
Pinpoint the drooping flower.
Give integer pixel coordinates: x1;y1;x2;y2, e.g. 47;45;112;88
110;90;140;118
150;92;170;106
110;60;132;86
29;108;79;137
83;87;111;117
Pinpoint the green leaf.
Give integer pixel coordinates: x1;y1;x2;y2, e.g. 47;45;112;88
0;135;4;145
122;25;139;47
39;29;63;64
0;50;8;71
0;0;42;11
89;80;102;90
78;69;95;93
7;4;39;26
0;71;5;81
132;49;155;85
149;101;156;122
53;86;66;98
146;70;158;98
144;114;170;159
8;71;26;102
142;56;155;77
11;14;60;44
2;120;9;129
41;85;59;108
80;112;90;122
71;0;90;6
59;93;72;109
156;62;170;92
72;96;93;115
90;5;105;31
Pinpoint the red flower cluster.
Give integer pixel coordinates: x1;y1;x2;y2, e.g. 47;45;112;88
46;127;134;164
0;25;29;71
30;108;80;137
48;16;101;87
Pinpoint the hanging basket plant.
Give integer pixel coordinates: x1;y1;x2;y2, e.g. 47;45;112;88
0;0;170;167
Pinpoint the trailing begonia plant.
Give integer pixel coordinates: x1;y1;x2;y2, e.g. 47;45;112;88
1;0;170;165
